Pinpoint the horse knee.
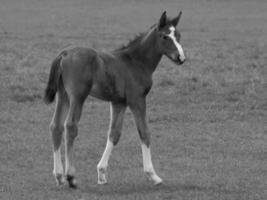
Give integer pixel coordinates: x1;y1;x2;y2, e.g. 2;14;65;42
65;121;78;140
50;123;64;134
109;129;121;146
138;128;151;147
50;123;64;149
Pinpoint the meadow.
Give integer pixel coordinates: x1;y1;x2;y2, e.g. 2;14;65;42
0;0;267;199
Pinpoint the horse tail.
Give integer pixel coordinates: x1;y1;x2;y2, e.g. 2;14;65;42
44;54;62;104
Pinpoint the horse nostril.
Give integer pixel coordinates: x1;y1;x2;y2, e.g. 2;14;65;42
177;56;183;63
178;57;185;64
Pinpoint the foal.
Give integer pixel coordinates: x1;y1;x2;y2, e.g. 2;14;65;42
44;11;185;188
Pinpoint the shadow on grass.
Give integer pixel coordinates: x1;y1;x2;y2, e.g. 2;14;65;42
78;180;245;196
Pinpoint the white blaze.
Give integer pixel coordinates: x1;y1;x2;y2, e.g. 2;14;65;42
167;26;185;62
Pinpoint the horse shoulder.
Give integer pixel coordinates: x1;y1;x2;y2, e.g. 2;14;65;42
124;63;153;100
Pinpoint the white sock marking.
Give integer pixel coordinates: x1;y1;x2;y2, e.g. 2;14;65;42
65;148;76;175
98;140;114;169
98;104;115;169
167;26;185;62
53;148;63;175
141;144;162;184
141;144;154;171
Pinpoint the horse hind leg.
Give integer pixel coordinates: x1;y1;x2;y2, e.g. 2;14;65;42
50;90;69;186
64;95;86;189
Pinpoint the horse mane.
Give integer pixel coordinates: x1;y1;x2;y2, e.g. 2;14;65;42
116;33;145;51
116;24;157;51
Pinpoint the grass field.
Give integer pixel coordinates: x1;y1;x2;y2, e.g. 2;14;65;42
0;0;267;199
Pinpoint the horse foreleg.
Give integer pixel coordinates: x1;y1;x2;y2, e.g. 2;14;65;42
130;98;162;185
97;102;126;184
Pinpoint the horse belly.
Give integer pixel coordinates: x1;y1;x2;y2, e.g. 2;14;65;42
89;81;125;102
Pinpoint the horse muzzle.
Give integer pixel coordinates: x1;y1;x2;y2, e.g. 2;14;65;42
170;53;186;65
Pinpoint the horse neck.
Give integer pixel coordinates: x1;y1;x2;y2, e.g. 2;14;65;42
122;28;162;75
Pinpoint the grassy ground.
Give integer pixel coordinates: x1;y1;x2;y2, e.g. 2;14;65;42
0;0;267;199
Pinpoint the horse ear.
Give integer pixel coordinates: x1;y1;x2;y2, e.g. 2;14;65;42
158;11;167;29
172;11;182;27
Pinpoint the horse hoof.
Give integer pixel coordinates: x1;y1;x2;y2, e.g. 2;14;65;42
97;178;107;185
66;175;78;189
54;173;65;186
145;171;163;185
97;167;107;185
153;178;163;186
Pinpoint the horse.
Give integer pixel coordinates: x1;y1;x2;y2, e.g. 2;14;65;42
44;11;185;188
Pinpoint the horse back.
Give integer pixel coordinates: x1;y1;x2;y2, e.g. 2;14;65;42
59;47;152;103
